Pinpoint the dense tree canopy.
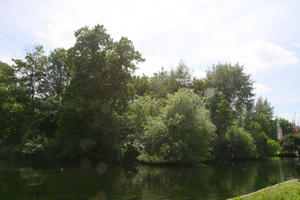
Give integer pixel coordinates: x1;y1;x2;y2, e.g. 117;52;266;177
0;24;291;164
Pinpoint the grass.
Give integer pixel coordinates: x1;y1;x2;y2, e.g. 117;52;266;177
228;179;300;200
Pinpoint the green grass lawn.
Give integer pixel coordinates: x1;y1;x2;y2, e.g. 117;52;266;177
228;179;300;200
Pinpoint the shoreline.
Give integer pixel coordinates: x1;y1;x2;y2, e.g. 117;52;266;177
228;179;300;200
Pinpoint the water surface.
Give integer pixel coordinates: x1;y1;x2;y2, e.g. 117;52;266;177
1;157;300;200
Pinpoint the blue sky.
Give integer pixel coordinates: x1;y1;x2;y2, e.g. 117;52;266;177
1;0;300;122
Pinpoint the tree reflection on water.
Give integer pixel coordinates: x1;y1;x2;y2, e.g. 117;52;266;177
0;158;299;200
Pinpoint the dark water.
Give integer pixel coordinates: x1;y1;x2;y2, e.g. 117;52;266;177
1;157;300;200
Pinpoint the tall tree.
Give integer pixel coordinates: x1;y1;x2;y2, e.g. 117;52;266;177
0;61;28;147
254;97;274;119
57;25;144;162
205;63;254;112
206;91;235;158
13;45;48;99
46;48;71;99
0;61;14;90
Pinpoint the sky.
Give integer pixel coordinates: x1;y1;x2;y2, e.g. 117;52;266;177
1;0;300;122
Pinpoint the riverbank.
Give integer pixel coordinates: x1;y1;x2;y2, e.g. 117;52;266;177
228;179;300;200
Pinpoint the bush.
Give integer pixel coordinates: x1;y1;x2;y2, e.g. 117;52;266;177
22;135;48;155
280;134;300;154
225;125;257;159
136;89;216;163
248;121;279;157
266;139;280;156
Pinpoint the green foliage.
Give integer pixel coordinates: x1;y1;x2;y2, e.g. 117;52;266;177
266;139;280;156
57;25;144;162
252;113;271;135
150;61;192;98
255;97;274;119
0;26;289;163
0;61;30;146
206;91;235;158
0;61;15;90
203;63;255;159
128;75;151;99
244;97;277;140
278;118;293;135
206;63;254;112
46;48;71;99
13;45;48;99
136;89;215;163
22;135;48;155
191;78;208;98
247;121;279;157
127;95;163;133
280;134;300;154
225;124;257;159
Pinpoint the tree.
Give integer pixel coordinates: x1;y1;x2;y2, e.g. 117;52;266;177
13;45;48;99
225;124;257;159
125;95;164;155
205;91;235;158
174;61;192;88
137;89;215;163
190;78;208;98
46;48;71;99
247;120;280;157
0;61;15;90
0;61;31;158
0;61;18;142
254;97;274;119
150;62;192;98
278;118;293;135
128;75;151;100
57;25;144;162
11;46;58;150
205;63;254;112
244;97;277;140
252;113;271;136
280;134;300;154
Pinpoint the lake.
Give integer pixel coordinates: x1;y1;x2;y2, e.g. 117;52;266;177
1;157;300;200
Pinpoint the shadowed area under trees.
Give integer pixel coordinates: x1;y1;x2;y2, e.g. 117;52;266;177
0;24;285;164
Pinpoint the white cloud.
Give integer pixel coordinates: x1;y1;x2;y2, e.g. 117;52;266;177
0;56;13;65
2;0;299;74
253;83;273;95
135;57;173;76
230;41;298;74
192;69;206;79
293;43;300;47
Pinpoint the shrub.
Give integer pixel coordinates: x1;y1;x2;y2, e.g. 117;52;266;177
137;89;216;163
280;134;300;154
225;125;257;159
22;135;48;155
266;139;280;156
248;121;279;157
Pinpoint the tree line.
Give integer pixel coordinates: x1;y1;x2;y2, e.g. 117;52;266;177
0;24;294;164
